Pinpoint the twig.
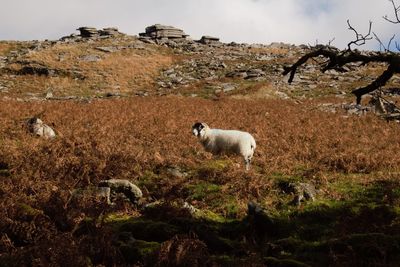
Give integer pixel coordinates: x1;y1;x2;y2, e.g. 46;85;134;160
383;0;400;23
347;20;373;50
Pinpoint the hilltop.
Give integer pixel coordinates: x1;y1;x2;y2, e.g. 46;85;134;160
1;25;400;266
1;25;398;101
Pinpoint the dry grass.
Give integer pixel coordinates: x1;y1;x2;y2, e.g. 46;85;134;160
4;40;176;97
0;42;18;56
1;96;399;265
1;97;399;199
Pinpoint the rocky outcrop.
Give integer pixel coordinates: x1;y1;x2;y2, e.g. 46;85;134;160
77;26;123;38
139;24;189;40
199;36;220;45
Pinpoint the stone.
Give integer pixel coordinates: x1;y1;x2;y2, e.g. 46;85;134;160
95;46;118;53
98;179;143;204
290;182;316;206
183;202;198;214
167;167;188;178
245;69;265;79
99;27;122;36
45;91;53;99
80;55;101;62
139;24;189;40
221;83;236;92
77;27;99;38
199;36;220;44
76;26;123;39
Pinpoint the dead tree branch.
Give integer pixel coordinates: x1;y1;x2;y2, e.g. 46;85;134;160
383;0;400;23
374;32;396;52
283;46;400;104
347;20;373;50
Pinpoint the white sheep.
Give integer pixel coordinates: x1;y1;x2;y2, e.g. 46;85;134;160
192;122;256;170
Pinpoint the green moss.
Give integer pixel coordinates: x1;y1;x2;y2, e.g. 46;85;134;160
18;203;43;217
193;209;226;223
137;170;161;192
118;239;160;263
103;213;133;224
187;182;221;201
109;218;180;242
200;159;232;171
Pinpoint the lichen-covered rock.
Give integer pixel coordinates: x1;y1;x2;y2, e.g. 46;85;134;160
98;179;143;204
288;182;316;206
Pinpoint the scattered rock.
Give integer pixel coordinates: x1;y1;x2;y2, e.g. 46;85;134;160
80;54;101;62
104;92;121;98
95;46;118;53
45;91;53;99
167;167;188;178
182;202;198;214
98;179;143;204
288;182;317;206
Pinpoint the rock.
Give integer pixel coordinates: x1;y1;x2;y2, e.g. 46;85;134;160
45;91;53;99
342;103;371;115
275;91;290;100
95;46;118;53
104;91;122;98
246;69;265;79
77;27;99;38
167;167;188;178
70;186;112;205
139;24;189;40
293;182;316;205
99;27;123;37
199;36;220;44
284;182;316;206
98;179;143;204
135;90;149;97
18;63;54;76
370;96;400;114
226;70;248;79
183;202;198;214
26;117;56;139
76;26;123;39
221;83;236;92
80;55;101;62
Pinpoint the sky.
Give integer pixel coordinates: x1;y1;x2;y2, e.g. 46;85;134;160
0;0;399;50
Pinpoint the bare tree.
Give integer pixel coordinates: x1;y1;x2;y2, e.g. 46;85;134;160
283;1;400;104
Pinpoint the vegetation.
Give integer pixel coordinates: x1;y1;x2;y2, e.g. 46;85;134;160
0;95;399;266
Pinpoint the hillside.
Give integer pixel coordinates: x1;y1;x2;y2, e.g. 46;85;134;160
1;26;400;266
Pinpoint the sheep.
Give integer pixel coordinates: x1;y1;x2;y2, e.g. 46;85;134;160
192;122;256;170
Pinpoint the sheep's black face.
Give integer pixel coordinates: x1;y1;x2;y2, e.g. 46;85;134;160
192;122;206;138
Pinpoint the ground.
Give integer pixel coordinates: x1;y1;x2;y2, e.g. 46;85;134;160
0;34;400;266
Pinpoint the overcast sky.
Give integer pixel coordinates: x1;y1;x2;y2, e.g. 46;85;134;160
1;0;399;50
